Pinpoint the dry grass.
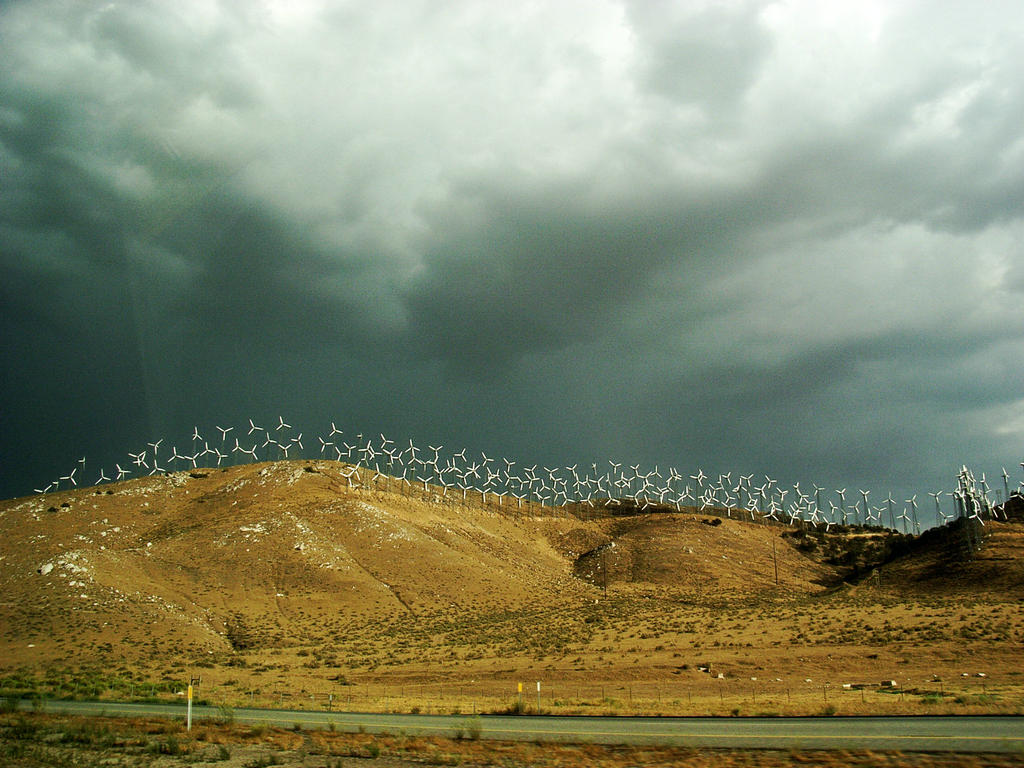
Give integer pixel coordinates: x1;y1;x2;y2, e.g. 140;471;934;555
2;713;1023;768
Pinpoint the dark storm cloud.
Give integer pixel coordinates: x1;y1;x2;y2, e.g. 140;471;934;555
626;0;772;113
1;0;1022;507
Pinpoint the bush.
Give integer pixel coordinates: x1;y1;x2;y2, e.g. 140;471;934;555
9;717;39;740
147;735;185;755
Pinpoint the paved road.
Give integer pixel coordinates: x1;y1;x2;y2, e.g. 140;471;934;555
21;699;1024;752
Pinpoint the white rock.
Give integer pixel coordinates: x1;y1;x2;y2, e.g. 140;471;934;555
38;563;54;576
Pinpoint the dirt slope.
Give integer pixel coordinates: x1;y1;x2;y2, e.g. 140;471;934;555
874;517;1024;594
1;461;594;666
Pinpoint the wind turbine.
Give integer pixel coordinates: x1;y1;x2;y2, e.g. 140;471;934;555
836;488;847;526
169;446;184;470
811;483;827;520
929;491;948;525
907;495;920;534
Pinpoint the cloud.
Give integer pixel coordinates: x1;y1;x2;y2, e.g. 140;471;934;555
1;0;1022;508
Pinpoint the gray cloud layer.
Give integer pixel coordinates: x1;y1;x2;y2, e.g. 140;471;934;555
2;0;1023;513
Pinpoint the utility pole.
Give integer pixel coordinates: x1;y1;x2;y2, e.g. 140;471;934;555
602;548;607;597
772;537;779;586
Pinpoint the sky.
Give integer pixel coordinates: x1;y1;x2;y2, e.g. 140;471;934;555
2;0;1023;523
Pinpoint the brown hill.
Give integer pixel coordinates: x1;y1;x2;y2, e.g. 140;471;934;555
2;461;598;662
2;460;1023;716
567;513;833;596
872;517;1024;593
1;461;842;664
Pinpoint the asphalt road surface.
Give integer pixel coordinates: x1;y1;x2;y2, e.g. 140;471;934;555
21;699;1024;753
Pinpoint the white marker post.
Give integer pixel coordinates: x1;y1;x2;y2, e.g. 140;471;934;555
536;681;541;711
187;676;200;732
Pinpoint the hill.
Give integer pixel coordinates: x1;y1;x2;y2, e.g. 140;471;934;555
2;460;1022;716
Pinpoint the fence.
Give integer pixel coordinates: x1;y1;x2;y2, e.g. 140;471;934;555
4;676;1011;718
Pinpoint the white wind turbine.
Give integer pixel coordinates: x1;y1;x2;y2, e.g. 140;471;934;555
897;500;912;533
929;491;950;525
885;493;897;529
907;495;920;534
168;446;184;470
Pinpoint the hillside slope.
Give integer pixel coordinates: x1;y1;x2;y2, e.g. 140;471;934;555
1;461;595;666
3;461;1022;704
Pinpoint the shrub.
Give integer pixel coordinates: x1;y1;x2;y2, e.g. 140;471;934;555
9;717;39;740
147;735;185;755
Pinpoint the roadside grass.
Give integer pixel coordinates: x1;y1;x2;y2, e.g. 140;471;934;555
2;712;1024;767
